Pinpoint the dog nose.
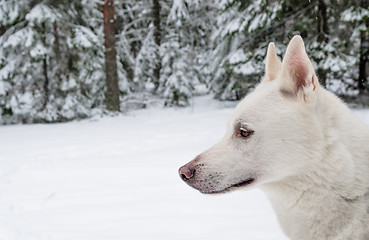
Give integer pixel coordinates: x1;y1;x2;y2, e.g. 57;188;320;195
179;164;196;181
179;155;201;182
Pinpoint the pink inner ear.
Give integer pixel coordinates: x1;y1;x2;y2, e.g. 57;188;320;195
287;50;309;92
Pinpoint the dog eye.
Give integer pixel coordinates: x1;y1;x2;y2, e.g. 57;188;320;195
239;127;254;138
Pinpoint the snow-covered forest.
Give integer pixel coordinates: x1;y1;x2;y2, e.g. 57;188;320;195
0;0;368;124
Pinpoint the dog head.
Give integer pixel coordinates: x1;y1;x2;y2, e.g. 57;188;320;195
179;36;325;194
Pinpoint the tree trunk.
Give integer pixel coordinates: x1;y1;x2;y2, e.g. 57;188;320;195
103;0;120;111
53;22;60;59
358;0;369;93
41;22;49;109
317;0;328;42
0;25;5;37
317;0;329;87
42;57;49;109
152;0;162;92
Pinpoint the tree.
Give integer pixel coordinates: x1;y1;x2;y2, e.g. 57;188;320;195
1;0;368;124
0;0;105;123
209;0;284;100
152;0;162;91
209;0;367;99
158;0;214;106
115;0;155;107
103;0;120;111
358;0;369;93
341;0;369;94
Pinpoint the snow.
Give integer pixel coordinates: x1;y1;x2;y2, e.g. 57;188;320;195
29;42;48;58
0;1;20;25
341;7;369;22
167;0;190;23
1;96;369;240
2;28;31;49
25;4;59;25
236;61;257;75
248;13;266;32
74;26;100;48
229;49;247;64
0;81;4;95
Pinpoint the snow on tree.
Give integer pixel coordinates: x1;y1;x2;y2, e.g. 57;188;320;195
209;0;368;99
158;0;213;106
0;0;368;124
209;0;282;100
0;1;105;123
341;1;369;93
115;0;160;108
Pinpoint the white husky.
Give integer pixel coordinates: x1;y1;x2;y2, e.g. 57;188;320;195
179;36;369;240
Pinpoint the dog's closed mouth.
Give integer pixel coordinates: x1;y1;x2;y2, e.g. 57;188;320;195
230;178;255;188
203;177;255;194
215;177;255;193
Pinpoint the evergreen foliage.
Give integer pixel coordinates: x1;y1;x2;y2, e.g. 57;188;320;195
0;0;104;123
0;0;368;124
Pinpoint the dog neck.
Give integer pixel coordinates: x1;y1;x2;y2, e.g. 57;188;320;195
261;89;369;240
261;171;369;240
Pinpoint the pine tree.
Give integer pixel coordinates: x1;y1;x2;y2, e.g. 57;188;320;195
1;0;367;124
210;0;283;100
209;0;367;99
0;0;105;123
115;0;158;108
158;0;214;106
117;0;214;107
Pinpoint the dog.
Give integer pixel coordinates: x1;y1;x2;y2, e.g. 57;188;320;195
179;36;369;240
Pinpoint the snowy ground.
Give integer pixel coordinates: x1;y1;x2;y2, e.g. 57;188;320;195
1;96;368;240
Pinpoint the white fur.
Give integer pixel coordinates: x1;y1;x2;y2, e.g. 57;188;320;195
179;36;369;240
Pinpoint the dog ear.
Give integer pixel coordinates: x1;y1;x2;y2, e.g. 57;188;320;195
263;42;282;82
280;35;318;99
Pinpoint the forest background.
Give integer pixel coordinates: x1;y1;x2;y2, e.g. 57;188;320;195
0;0;368;124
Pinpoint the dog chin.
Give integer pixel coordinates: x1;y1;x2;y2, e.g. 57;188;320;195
199;177;256;194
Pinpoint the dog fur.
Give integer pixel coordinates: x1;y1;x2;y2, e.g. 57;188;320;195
179;36;369;240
